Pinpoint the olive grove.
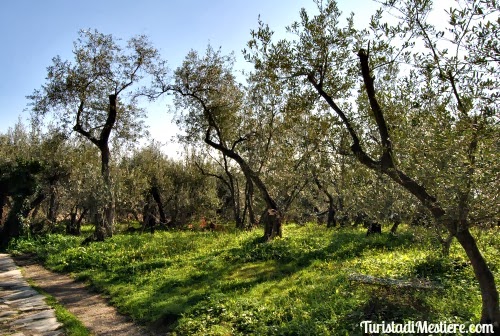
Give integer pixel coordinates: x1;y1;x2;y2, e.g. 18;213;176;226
245;0;499;326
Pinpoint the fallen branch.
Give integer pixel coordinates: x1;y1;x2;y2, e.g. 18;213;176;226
348;273;442;290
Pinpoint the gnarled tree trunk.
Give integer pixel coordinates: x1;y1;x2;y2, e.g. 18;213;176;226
98;143;114;240
245;179;257;228
455;227;500;330
47;182;58;224
151;184;166;225
74;94;118;242
314;177;337;228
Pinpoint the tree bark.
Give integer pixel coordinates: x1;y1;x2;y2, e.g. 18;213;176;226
67;208;86;236
0;193;6;226
229;176;244;230
455;228;500;330
366;221;382;236
390;221;400;234
355;51;500;327
174;85;280;239
245;179;257;227
151;184;166;224
0;192;46;247
47;183;58;223
74;94;117;241
1;199;24;247
23;192;46;221
314;177;337;228
326;204;336;228
261;208;283;241
76;208;87;231
233;195;244;230
221;155;244;229
195;157;244;229
67;213;78;235
98;143;114;240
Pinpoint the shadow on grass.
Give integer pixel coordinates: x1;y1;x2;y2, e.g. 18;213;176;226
336;286;434;336
225;229;414;268
17;227;419;333
134;257;294;331
129;230;416;331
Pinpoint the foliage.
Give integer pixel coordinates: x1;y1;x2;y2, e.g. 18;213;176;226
0;121;102;238
0;157;44;247
116;144;219;226
28;29;161;142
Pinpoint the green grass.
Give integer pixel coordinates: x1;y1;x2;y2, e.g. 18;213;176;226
25;279;91;336
8;223;500;335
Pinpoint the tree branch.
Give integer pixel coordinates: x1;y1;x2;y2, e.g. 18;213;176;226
358;48;393;168
73;99;100;146
194;159;231;189
307;72;362;149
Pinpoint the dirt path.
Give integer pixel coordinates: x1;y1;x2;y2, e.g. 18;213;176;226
12;255;159;336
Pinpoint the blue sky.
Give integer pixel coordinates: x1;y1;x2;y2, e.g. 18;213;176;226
0;0;379;155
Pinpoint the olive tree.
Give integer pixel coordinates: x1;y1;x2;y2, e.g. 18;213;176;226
246;0;499;327
29;29;167;241
172;47;284;240
116;142;169;228
0;123;64;245
191;148;249;229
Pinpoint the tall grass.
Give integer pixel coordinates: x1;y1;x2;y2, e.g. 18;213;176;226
8;224;500;335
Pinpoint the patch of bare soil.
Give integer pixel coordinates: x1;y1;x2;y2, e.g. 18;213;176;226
13;255;160;336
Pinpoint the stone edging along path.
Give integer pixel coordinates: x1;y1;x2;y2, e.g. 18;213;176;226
0;253;63;336
2;254;159;336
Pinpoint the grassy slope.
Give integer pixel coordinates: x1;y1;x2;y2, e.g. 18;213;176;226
8;224;500;335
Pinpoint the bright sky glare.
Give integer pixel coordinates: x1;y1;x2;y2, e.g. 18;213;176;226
0;0;381;157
